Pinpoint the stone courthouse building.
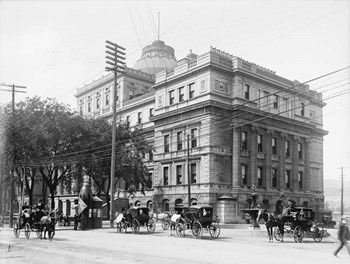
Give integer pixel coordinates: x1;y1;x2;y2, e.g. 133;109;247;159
74;39;327;222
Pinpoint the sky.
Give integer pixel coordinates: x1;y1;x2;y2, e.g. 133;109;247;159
0;0;349;182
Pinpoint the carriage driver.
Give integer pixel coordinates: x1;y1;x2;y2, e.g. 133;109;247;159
36;199;45;211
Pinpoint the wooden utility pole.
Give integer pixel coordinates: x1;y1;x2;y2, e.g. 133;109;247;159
187;134;191;207
339;167;344;217
0;83;26;227
105;41;125;227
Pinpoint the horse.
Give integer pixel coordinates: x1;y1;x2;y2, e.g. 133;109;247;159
257;209;284;243
38;209;58;239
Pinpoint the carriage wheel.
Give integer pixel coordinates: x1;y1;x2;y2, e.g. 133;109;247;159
176;223;185;237
131;219;140;234
293;226;304;243
273;226;282;241
147;219;156;233
24;223;31;239
209;221;220;239
161;218;170;230
48;226;55;240
13;222;20;238
313;226;324;243
192;221;202;239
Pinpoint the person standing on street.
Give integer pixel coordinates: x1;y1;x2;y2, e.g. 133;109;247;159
334;216;350;257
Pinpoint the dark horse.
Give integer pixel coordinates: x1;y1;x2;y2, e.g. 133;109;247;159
257;209;284;242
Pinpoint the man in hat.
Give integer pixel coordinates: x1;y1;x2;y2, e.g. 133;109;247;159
334;216;350;257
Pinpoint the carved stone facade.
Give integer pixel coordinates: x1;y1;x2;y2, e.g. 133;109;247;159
74;44;327;222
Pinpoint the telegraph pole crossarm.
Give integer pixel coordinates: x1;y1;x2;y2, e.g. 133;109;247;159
105;40;125;228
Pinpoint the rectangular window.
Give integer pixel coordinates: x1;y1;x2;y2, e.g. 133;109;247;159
164;135;170;153
283;97;288;111
301;103;305;116
177;131;183;151
105;94;109;106
79;106;83;115
244;84;250;100
257;167;263;187
257;135;263;152
285;140;290;157
169;90;175;105
191;128;198;148
88;102;91;112
163;167;169;186
148;150;153;161
147;172;153;188
298;172;303;189
241;131;248;151
137;112;142;124
149;108;154;117
189;83;195;99
272;169;277;188
285;170;291;189
241;165;248;186
272;137;277;155
176;165;182;185
190;163;197;183
178;87;184;102
298;143;303;159
96;98;100;109
126;116;130;126
116;90;119;102
273;95;279;109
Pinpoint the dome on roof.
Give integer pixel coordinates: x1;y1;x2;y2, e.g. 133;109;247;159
133;40;177;75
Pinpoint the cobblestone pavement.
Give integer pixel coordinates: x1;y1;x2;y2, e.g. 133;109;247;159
0;224;349;264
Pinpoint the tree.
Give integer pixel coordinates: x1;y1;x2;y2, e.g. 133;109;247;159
73;120;152;218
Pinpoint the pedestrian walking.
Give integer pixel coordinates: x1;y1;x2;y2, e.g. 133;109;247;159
334;216;350;257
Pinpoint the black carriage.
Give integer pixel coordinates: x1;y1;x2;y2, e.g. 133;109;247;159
274;207;324;243
179;205;220;239
116;207;156;234
13;208;55;240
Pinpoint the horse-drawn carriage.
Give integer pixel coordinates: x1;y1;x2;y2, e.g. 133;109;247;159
273;207;324;243
13;208;56;240
173;205;220;239
115;206;156;234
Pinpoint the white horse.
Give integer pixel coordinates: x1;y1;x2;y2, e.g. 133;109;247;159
38;209;58;239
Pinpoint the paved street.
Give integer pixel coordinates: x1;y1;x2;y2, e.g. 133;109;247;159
0;224;349;264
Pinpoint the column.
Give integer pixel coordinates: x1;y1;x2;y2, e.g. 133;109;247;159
249;126;258;187
265;130;273;189
304;138;311;192
292;136;300;190
279;133;287;190
232;127;240;187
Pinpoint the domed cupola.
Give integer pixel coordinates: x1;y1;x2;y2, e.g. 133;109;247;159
133;40;177;75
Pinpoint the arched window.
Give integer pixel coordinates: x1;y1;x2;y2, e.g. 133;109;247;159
147;200;153;211
175;198;183;207
135;200;141;207
162;199;169;212
190;198;198;206
262;199;269;210
246;198;252;209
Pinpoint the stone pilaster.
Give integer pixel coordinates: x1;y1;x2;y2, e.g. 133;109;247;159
265;130;273;189
304;138;311;192
279;132;288;189
292;136;300;190
249;126;258;187
232;127;241;187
